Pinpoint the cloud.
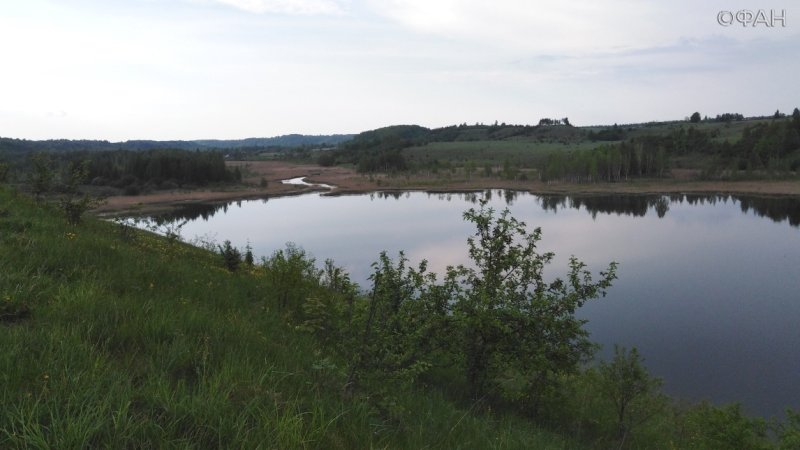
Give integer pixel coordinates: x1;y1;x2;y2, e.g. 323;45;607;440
209;0;346;15
367;0;673;52
46;110;68;119
366;0;795;54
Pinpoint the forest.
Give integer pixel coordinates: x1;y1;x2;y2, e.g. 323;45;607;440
20;149;242;196
542;110;800;182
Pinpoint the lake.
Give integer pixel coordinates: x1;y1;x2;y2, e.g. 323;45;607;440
137;189;800;418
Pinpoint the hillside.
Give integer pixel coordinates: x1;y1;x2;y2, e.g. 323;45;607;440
0;187;571;448
0;134;354;161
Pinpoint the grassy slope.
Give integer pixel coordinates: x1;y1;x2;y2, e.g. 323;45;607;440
0;187;574;449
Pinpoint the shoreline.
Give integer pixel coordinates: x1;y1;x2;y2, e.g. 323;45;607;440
92;161;800;216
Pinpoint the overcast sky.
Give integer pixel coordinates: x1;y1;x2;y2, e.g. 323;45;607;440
1;0;797;141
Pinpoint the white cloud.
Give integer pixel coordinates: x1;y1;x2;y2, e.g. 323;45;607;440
208;0;346;15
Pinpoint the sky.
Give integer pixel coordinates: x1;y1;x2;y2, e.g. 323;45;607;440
0;0;798;141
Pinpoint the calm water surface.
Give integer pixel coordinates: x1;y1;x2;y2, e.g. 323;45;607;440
140;191;800;418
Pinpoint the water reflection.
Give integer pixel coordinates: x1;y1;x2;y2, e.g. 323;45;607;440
150;192;800;229
149;202;231;225
532;193;800;226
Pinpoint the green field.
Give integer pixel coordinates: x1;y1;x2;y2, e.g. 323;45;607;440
404;140;600;168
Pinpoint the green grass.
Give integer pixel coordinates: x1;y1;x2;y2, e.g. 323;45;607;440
404;140;599;168
0;187;573;449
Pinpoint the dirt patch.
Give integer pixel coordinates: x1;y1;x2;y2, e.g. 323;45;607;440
0;302;31;324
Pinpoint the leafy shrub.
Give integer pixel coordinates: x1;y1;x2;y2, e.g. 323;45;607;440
263;244;320;313
779;409;800;449
681;402;771;449
343;252;452;397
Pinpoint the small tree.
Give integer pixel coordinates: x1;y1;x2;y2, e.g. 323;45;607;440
599;346;663;442
792;108;800;132
449;200;617;402
244;242;254;267
690;112;702;123
483;163;493;177
59;160;99;226
218;240;242;272
29;153;55;199
464;160;476;179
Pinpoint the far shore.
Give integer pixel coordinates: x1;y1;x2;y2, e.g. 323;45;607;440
93;161;800;216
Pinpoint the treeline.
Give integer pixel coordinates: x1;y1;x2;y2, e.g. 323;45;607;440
587;124;626;141
713;112;746;123
545;110;800;183
543;141;669;182
427;121;581;141
83;150;241;192
0;134;353;155
19;149;241;195
193;134;353;149
718;115;800;171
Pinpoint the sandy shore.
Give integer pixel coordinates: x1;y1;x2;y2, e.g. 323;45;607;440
93;161;800;216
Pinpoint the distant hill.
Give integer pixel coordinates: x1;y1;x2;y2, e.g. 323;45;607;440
192;134;353;149
329;122;586;171
325;111;800;178
0;134;354;154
